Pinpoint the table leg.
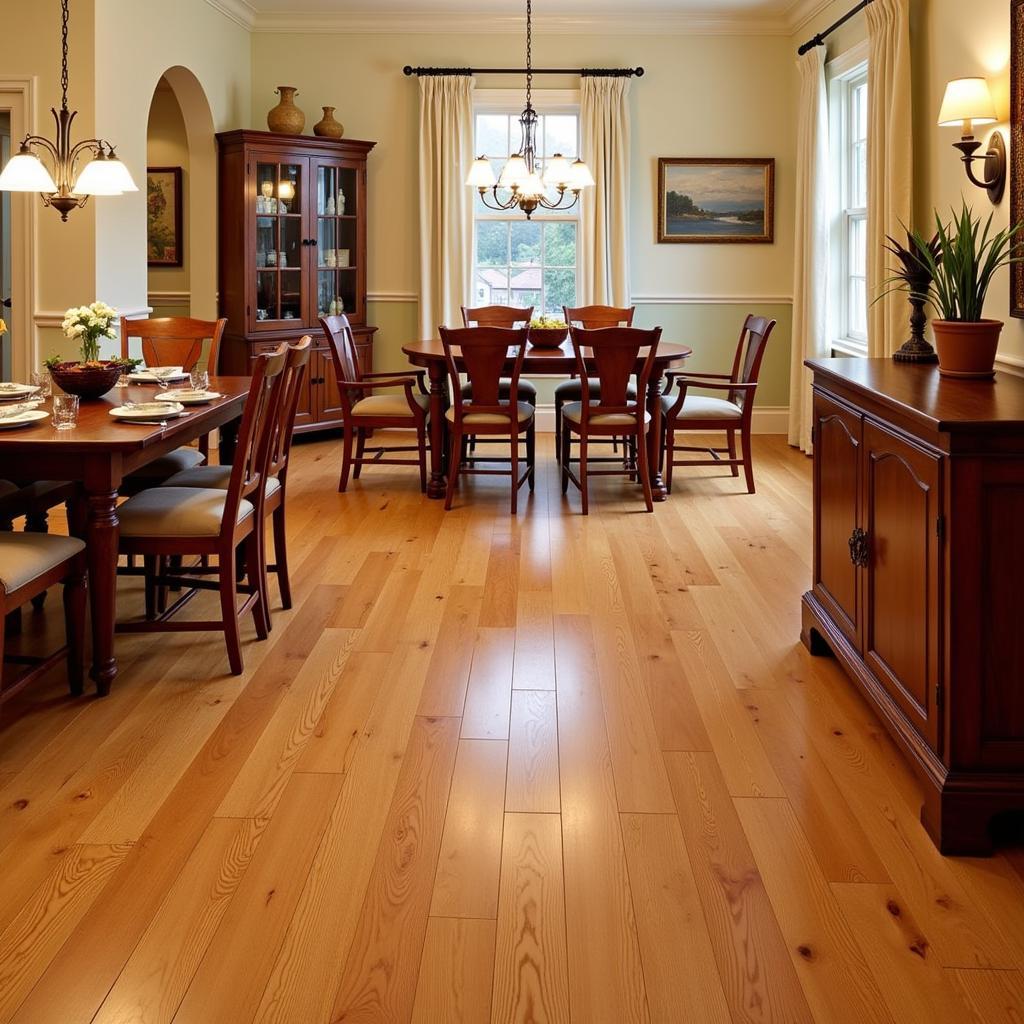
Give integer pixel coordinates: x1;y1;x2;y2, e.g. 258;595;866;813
219;417;240;466
426;362;448;500
646;370;669;502
84;488;120;695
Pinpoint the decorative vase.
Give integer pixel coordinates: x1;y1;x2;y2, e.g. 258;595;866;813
892;279;938;364
932;319;1003;379
267;87;305;135
49;361;123;399
313;106;344;139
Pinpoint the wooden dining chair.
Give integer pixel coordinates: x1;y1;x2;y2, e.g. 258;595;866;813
113;343;289;676
0;531;87;703
561;325;662;515
161;337;313;620
320;314;430;493
440;325;535;514
556;305;637;462
662;314;776;494
119;315;228;489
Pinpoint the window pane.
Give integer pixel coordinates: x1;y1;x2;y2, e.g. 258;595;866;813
849;277;867;337
852;141;867;208
476;268;509;306
850;216;867;276
543;269;577;315
544;115;578;159
510;220;542;266
544;222;577;267
476;114;508;158
854;82;868;141
477;221;509;267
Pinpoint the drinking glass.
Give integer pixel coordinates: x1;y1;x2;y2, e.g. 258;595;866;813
154;368;176;390
30;370;52;399
190;369;210;392
52;395;80;430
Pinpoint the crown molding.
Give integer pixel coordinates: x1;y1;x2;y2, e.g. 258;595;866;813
204;0;258;30
785;0;841;34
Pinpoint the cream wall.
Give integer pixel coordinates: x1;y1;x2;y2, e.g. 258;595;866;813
252;29;797;406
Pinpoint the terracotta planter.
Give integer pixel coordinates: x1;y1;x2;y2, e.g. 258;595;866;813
932;319;1003;379
528;327;568;349
267;87;305;135
313;106;344;139
49;361;123;399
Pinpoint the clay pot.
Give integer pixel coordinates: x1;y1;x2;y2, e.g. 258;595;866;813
267;87;305;135
313;106;344;139
932;319;1003;379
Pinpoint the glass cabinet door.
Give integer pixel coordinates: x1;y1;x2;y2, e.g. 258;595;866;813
313;160;361;322
253;159;304;329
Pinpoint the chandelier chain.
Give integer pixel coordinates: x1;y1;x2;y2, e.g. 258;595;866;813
525;0;532;111
60;0;70;111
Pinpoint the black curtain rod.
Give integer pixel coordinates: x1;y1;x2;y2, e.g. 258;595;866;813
403;65;644;78
797;0;872;56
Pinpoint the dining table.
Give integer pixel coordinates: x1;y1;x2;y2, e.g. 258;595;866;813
402;337;693;501
0;375;250;695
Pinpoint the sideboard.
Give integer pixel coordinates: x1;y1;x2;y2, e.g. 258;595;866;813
803;357;1024;854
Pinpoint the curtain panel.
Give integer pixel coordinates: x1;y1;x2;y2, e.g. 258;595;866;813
866;0;913;357
580;76;631;307
418;75;475;339
789;47;830;454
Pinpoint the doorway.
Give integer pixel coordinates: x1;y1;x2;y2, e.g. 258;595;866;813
0;112;11;379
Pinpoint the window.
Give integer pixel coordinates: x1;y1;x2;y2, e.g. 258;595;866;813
828;47;869;355
472;93;580;317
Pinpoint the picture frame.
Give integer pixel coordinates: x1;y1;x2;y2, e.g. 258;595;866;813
147;166;183;267
1012;0;1024;317
657;157;775;244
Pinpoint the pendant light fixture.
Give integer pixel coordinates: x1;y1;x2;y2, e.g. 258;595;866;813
466;0;594;219
0;0;137;220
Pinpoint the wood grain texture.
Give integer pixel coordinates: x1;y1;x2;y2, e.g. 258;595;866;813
505;690;560;814
411;917;496;1024
460;628;515;740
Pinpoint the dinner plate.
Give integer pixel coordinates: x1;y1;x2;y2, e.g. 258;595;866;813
155;389;221;406
0;382;40;401
0;409;49;430
110;402;186;421
128;367;189;383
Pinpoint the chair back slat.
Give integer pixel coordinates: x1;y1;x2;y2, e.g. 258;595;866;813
461;305;534;328
267;336;313;482
440;326;529;424
120;316;226;373
319;314;362;405
223;343;289;528
729;315;776;407
568;325;662;420
563;305;636;329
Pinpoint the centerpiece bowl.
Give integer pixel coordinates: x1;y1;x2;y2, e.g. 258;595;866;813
49;361;124;399
528;325;568;349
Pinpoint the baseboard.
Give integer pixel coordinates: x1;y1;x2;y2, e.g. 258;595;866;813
533;404;789;434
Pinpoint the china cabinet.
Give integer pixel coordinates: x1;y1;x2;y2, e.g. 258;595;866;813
216;129;377;433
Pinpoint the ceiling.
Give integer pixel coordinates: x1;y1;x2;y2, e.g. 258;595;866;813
207;0;830;34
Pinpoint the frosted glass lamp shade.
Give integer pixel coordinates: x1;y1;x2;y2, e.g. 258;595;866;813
498;155;530;189
566;159;596;190
103;157;138;193
517;172;546;199
542;154;574;187
938;78;998;130
0;151;58;193
73;155;126;196
466;158;497;188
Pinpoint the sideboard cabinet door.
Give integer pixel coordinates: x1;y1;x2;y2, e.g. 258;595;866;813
862;420;943;752
812;390;863;650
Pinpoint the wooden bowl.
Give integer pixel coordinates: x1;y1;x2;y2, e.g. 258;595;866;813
528;327;568;349
49;361;123;400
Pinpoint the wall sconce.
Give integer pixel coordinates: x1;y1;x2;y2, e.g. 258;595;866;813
938;77;1006;204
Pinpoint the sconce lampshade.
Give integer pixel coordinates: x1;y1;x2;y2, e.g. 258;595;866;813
938;78;998;129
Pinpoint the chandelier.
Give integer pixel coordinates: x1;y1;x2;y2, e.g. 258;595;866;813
0;0;137;221
466;0;594;219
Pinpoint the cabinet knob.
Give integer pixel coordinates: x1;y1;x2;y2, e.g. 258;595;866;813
848;527;870;568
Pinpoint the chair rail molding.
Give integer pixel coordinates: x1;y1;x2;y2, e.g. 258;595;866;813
367;292;419;304
632;294;794;306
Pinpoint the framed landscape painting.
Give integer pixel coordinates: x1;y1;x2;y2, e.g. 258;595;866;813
147;166;183;267
658;158;775;244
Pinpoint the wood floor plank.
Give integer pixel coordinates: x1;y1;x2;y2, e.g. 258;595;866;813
411;917;496;1024
512;589;556;690
665;751;815;1024
173;772;345;1024
948;968;1024;1024
417;585;484;717
329;715;460;1023
460;628;515;740
492;813;570;1024
505;690;560;814
330;550;397;628
352;564;424;653
478;530;520;628
430;738;508;920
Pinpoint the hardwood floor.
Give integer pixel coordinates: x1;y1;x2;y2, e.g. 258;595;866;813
1;432;1023;1023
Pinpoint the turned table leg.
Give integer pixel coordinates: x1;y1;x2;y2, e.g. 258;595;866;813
426;362;448;500
646;369;669;502
84;487;120;695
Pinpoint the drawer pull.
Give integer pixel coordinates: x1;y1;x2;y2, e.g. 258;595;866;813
848;528;869;568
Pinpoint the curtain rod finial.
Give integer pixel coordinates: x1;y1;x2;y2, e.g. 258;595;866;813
403;65;414;76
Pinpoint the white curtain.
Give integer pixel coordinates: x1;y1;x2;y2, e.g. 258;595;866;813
418;75;475;339
866;0;913;357
789;47;830;454
580;76;631;306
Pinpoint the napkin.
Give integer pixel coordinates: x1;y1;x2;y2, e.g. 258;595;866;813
0;400;42;420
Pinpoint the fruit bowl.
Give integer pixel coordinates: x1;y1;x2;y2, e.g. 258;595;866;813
49;361;124;399
528;326;568;349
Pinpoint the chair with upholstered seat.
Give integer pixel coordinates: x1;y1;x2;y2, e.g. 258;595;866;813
321;314;429;493
0;531;86;703
561;324;661;515
662;314;776;494
160;337;312;619
440;325;535;514
459;305;537;407
113;343;289;675
556;305;636;462
119;315;227;490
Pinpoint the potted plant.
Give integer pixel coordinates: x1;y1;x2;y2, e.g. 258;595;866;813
896;203;1023;379
46;302;132;399
884;230;941;364
528;316;569;349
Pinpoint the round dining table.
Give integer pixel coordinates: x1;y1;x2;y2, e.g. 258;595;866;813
402;338;693;501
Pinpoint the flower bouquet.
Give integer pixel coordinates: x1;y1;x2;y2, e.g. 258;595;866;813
46;302;131;398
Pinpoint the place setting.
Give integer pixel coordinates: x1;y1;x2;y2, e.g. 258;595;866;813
109;400;188;425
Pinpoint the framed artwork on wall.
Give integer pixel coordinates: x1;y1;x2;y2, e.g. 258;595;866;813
657;157;775;244
147;166;183;267
1012;0;1024;317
